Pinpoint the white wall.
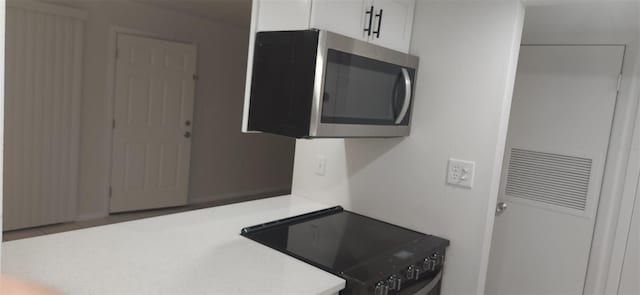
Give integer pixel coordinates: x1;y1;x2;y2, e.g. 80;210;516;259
0;0;6;261
522;2;639;44
291;1;524;293
47;0;295;219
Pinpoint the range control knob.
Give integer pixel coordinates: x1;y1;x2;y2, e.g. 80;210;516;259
374;281;389;295
433;252;445;266
423;257;437;271
406;265;421;280
387;275;402;291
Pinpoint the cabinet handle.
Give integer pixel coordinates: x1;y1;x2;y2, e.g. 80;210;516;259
364;6;374;36
373;9;383;38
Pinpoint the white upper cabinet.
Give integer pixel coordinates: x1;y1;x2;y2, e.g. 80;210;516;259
309;0;415;52
252;0;415;53
368;0;415;52
310;0;372;42
256;0;312;31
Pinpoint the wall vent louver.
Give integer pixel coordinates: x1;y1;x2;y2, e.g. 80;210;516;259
505;148;592;211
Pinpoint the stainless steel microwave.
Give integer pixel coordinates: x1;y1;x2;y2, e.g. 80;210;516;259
245;29;419;138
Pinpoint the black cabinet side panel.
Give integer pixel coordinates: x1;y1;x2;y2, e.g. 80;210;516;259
248;30;319;138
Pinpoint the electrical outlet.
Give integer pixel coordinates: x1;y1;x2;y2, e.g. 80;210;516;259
315;155;327;176
447;158;475;188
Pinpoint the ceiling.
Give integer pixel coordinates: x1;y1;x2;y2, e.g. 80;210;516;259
135;0;252;28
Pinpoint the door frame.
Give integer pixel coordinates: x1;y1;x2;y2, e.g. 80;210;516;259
585;42;640;294
601;49;640;293
104;26;198;214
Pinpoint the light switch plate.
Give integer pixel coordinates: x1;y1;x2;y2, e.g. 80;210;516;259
315;155;327;176
447;158;475;188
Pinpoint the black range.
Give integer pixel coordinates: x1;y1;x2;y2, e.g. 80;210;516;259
241;206;449;295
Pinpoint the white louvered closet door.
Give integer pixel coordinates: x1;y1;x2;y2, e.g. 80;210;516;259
486;46;624;295
3;2;84;230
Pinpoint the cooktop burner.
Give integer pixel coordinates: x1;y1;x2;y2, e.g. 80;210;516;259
241;206;449;295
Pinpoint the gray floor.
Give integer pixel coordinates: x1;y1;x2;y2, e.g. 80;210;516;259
3;193;279;242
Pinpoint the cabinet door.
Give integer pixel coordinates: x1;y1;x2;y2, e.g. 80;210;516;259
310;0;372;41
257;0;312;31
369;0;415;53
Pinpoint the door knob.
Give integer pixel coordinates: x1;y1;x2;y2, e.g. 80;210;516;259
496;202;507;216
184;131;191;138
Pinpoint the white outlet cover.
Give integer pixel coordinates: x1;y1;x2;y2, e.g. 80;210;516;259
447;158;475;188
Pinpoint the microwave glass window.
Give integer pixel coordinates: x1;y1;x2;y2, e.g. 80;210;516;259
321;49;414;125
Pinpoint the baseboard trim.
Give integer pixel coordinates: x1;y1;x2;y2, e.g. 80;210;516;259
74;188;291;222
189;187;291;205
75;211;109;222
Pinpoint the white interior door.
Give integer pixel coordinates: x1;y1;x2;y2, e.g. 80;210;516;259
110;34;196;213
3;3;84;230
485;46;624;294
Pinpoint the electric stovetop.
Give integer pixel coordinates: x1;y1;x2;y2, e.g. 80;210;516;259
241;206;449;295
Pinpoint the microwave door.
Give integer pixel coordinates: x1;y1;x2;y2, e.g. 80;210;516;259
315;49;415;137
320;50;413;124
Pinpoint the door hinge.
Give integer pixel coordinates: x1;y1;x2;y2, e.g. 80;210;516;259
108;186;112;198
112;119;116;129
193;74;199;81
617;74;622;92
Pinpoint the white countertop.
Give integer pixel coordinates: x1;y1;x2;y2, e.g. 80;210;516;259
1;195;345;295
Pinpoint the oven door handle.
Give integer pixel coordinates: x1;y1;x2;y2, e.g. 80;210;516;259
413;270;442;295
395;68;412;124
